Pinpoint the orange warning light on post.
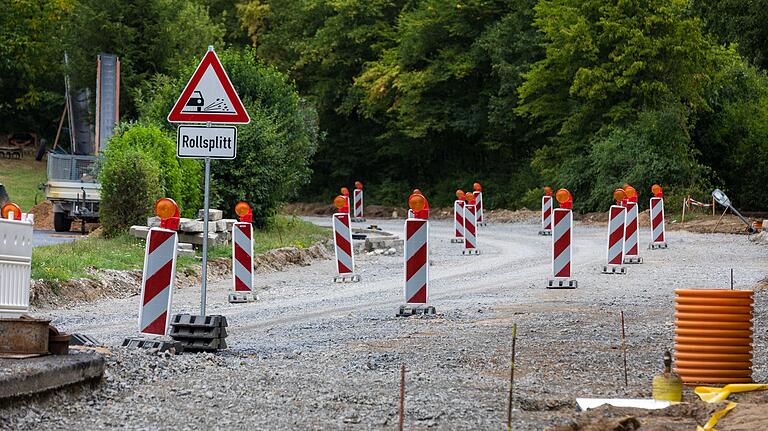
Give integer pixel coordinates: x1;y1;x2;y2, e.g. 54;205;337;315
456;189;465;200
155;198;180;230
333;195;347;209
235;201;253;223
473;182;482;192
355;181;363;190
556;189;573;209
544;186;553;196
409;194;426;212
464;192;475;203
652;184;663;198
341;187;349;196
613;188;626;203
624;185;638;199
1;202;22;220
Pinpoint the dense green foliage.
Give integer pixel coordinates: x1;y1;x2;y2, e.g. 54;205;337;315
138;48;318;226
241;0;768;211
99;149;161;237
5;0;768;213
102;124;202;218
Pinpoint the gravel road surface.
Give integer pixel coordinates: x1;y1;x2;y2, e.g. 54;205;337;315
2;218;766;430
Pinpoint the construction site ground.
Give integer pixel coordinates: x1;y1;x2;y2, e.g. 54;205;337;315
1;217;766;430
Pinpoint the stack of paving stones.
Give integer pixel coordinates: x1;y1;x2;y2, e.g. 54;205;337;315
128;209;238;256
169;314;228;352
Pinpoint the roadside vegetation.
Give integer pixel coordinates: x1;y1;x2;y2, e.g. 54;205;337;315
31;216;329;281
0;157;46;211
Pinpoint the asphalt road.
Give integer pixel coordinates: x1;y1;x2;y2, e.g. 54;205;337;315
32;230;82;247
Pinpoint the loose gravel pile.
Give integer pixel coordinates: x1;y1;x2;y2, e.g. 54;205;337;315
3;218;766;430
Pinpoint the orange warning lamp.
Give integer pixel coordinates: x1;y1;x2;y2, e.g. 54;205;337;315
155;198;180;230
624;185;638;203
473;182;482;192
464;192;475;203
613;188;626;204
543;186;553;196
235;201;253;223
652;184;663;198
341;187;350;196
1;202;22;220
355;181;363;190
555;188;572;209
408;194;426;212
456;189;465;200
333;195;347;209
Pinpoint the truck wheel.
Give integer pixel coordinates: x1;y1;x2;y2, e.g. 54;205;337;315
54;212;72;232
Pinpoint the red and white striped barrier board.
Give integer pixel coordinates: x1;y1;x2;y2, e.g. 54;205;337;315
475;192;486;226
649;197;668;249
407;209;414;219
230;222;256;302
623;202;643;264
602;205;627;274
452;199;465;243
463;204;480;255
547;208;577;288
138;228;178;336
539;195;553;236
353;189;365;221
404;218;429;304
332;212;359;282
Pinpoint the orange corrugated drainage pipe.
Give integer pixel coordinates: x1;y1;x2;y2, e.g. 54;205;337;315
674;289;753;385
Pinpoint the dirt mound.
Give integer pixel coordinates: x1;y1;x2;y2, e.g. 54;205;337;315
30;241;332;309
668;214;755;235
486;208;540;223
29;200;54;230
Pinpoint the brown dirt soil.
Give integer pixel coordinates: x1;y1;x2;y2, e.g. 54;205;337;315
667;214;756;235
29;200;54;230
550;390;768;431
30;241;332;309
282;202;540;223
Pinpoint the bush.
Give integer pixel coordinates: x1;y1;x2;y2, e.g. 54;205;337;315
106;123;202;217
100;150;162;237
137;48;318;226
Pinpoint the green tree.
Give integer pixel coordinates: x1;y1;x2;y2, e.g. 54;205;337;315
518;0;721;210
0;0;73;133
64;0;225;117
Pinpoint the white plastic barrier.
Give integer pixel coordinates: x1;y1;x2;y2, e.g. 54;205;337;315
0;215;34;317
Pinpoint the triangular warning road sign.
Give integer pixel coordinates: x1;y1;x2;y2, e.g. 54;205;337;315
167;49;250;124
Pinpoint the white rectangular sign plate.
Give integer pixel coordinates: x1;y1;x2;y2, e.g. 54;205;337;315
176;125;237;159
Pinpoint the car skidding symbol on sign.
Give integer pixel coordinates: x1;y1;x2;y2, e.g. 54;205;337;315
183;91;232;113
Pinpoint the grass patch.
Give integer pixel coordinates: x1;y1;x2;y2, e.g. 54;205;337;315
31;215;330;281
0;156;47;211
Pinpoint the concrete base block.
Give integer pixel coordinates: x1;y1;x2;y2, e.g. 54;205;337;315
169;314;228;353
462;249;481;255
351;217;366;223
602;265;627;275
228;292;258;303
478;222;488;227
197;209;223;221
396;304;436;317
649;242;668;250
451;238;464;243
0;351;105;400
333;274;361;283
538;230;552;236
129;225;150;240
546;278;578;289
623;256;643;264
122;336;183;353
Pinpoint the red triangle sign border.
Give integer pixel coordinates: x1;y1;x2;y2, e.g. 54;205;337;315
167;49;251;124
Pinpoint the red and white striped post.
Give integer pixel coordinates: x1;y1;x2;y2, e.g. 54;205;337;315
622;185;643;264
352;181;365;222
603;189;627;275
539;186;553;236
463;192;480;255
649;184;668;249
230;202;257;303
547;189;577;289
473;183;486;226
398;193;435;316
332;195;359;282
137;198;181;336
452;189;465;243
